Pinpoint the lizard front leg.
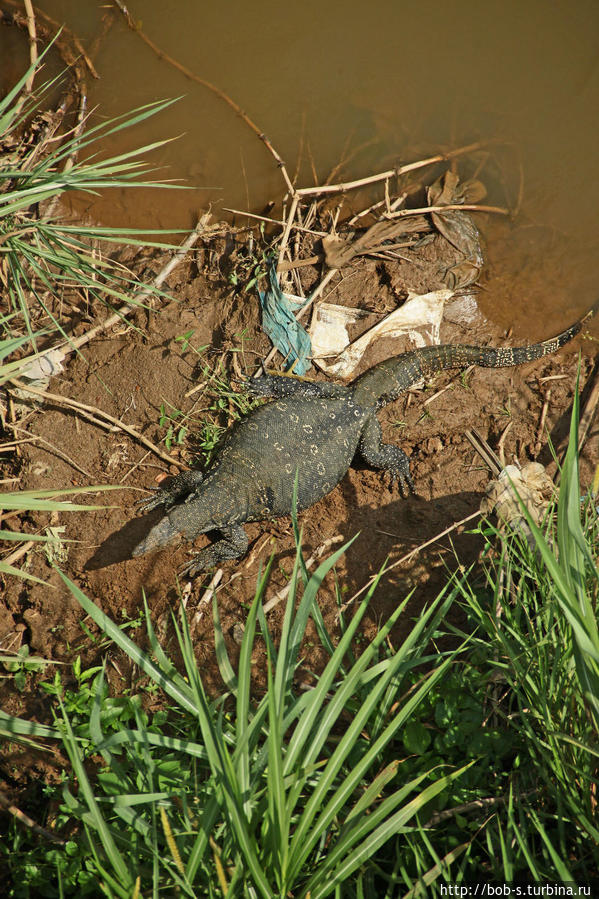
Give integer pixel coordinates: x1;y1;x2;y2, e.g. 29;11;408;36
358;414;415;496
181;524;249;577
137;469;205;513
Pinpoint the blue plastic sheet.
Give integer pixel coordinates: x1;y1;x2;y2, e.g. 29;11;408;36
258;263;311;375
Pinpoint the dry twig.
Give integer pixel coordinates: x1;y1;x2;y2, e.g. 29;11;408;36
1;0;99;77
464;429;502;476
295;140;502;198
22;0;37;93
7;380;185;470
338;510;481;617
111;0;294;195
533;389;551;459
0;790;65;846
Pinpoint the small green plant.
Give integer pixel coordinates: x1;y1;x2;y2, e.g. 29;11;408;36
170;336;260;464
227;224;275;293
158;401;188;450
0;645;52;692
460;369;472;389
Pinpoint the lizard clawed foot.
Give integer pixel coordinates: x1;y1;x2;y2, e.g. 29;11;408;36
136;470;205;514
180;547;219;579
136;489;168;513
389;467;415;498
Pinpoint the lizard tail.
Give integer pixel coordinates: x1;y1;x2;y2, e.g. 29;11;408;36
450;295;599;369
411;298;599;378
132;515;179;557
352;298;599;407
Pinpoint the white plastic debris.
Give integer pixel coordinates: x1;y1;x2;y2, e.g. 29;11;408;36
308;303;369;364
311;288;453;378
19;348;66;385
480;462;555;547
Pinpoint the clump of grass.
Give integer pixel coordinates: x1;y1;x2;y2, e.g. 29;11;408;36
1;50;186;351
1;53;187;585
1;524;471;897
448;381;599;884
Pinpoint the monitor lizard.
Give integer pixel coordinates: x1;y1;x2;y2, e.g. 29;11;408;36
132;299;598;576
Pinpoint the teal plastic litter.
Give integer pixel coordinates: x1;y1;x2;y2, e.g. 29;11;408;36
258;263;311;375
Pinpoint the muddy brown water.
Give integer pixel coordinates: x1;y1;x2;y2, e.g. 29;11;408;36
1;0;598;330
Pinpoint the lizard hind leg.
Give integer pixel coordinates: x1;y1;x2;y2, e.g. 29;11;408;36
358;415;415;496
181;524;249;578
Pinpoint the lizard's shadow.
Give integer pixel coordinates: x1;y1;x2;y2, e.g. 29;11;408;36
84;482;484;583
331;480;485;607
84;510;163;570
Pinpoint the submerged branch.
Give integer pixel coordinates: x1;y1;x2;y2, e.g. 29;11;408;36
111;0;295;196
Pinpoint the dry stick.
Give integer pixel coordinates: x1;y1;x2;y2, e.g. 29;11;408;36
262;535;345;614
296;140;502;197
8;0;38;120
111;0;294;196
119;449;151;484
0;790;65;847
384;202;509;219
277;193;300;267
191;569;223;627
223;208;328;238
2;540;35;568
464;428;502;476
533;389;551;459
7;380;185;470
496;420;513;469
0;437;37;451
22;0;37;93
277;254;324;272
1;0;99;78
423;366;474;408
338;510;481;617
348;190;407;226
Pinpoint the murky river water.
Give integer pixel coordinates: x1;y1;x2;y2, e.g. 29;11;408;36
1;0;598;329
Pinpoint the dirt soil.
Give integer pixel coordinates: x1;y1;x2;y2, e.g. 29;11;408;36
1;219;598;800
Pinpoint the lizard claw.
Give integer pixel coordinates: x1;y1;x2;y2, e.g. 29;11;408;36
136;489;167;513
400;472;416;498
389;466;415;498
180;550;214;579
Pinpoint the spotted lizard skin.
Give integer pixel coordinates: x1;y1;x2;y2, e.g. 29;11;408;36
132;299;598;576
